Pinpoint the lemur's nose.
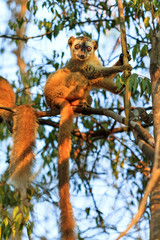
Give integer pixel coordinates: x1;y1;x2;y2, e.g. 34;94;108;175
79;54;85;59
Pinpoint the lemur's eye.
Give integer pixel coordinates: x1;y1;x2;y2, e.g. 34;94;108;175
87;46;92;52
75;44;80;49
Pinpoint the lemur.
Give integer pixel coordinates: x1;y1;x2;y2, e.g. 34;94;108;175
0;76;38;189
44;36;132;240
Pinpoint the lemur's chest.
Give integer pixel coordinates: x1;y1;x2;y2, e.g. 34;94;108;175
65;71;89;88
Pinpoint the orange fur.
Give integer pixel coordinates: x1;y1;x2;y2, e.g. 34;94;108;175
58;103;75;240
0;77;38;189
0;76;15;121
44;36;132;240
10;105;38;189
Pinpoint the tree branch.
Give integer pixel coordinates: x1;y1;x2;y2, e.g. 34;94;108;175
133;130;154;162
0;19;115;42
38;106;154;148
118;0;131;126
1;105;154;153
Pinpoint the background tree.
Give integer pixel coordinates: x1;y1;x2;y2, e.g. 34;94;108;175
0;0;159;239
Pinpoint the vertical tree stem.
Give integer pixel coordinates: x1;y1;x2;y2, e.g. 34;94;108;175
117;0;131;126
150;31;160;240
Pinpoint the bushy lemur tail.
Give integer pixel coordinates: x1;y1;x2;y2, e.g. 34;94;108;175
10;105;38;189
58;102;76;240
0;77;38;189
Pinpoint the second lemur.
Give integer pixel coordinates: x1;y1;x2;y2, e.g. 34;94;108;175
0;76;38;189
44;36;132;240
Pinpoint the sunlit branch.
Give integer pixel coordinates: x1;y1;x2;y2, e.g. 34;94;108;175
0;19;115;41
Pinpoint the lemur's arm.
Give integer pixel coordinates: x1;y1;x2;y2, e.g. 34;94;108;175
81;63;132;80
85;53;132;94
89;75;124;94
109;52;132;79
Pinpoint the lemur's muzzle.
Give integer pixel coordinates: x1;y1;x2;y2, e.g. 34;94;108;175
78;54;85;59
77;48;87;59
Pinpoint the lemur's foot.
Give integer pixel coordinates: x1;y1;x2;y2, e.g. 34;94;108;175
71;100;90;108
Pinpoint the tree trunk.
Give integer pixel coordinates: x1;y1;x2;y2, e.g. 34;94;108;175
8;0;31;103
150;180;160;240
150;31;160;240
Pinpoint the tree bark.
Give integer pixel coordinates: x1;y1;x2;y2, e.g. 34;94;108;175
150;31;160;240
9;0;31;103
117;0;131;125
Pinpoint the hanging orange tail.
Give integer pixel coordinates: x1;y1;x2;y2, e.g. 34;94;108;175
58;102;76;240
10;105;38;189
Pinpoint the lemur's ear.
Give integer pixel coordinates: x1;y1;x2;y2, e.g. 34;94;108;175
93;40;98;50
68;36;75;46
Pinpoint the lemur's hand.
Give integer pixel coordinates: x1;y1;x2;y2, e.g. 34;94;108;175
122;64;132;71
122;64;132;79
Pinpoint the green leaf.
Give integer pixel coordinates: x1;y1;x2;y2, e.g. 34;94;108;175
140;44;148;57
3;218;9;227
132;44;140;60
129;74;139;94
27;222;34;239
140;77;151;96
24;206;30;223
144;16;150;28
85;207;90;217
116;75;125;90
14;213;22;225
1;218;10;240
11;224;16;238
54;25;59;37
13;206;20;219
26;0;31;11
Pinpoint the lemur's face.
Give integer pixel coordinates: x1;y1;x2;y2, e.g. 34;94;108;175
68;36;98;61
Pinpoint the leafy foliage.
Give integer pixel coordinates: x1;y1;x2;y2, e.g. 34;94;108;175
0;0;159;239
